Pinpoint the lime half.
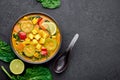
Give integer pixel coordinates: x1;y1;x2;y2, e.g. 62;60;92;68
42;22;57;35
10;59;25;75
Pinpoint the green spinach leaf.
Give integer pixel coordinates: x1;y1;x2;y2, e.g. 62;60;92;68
13;33;20;41
0;40;15;62
37;0;61;9
1;66;53;80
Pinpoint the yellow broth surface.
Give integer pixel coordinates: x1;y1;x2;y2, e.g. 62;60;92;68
12;14;61;63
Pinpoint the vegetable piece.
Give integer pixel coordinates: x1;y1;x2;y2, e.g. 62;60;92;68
32;18;39;24
37;0;61;9
10;59;25;75
37;18;43;25
41;47;47;51
20;21;34;33
23;45;35;57
18;31;26;40
14;24;20;32
41;22;49;29
0;39;15;62
41;50;47;56
16;43;24;52
39;18;47;30
41;22;57;35
44;38;57;51
1;66;53;80
13;33;20;41
41;47;48;56
1;66;13;79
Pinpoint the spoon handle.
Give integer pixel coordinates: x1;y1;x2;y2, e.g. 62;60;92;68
66;33;79;52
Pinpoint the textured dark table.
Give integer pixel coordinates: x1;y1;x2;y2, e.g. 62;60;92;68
1;0;120;80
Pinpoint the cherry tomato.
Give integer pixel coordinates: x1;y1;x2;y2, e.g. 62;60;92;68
18;31;26;40
41;47;47;51
41;47;48;56
41;50;48;56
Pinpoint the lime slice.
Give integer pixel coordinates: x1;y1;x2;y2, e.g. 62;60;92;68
10;59;25;75
42;22;57;35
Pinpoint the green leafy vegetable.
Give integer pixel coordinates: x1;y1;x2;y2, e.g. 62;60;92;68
37;0;61;9
13;33;20;41
29;16;41;20
1;66;53;80
0;39;15;62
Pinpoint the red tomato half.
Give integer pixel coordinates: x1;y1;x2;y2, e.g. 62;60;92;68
18;31;26;40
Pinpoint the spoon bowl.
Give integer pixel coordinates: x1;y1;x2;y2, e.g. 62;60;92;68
53;33;79;73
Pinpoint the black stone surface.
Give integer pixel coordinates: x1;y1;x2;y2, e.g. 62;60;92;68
0;0;120;80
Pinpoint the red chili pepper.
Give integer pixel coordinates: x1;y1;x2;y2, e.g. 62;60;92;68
37;18;43;25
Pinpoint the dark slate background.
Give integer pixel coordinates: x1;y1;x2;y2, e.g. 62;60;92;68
0;0;120;80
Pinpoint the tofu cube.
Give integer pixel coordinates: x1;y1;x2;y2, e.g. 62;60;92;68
32;39;38;44
35;34;41;40
32;18;38;24
32;29;38;35
39;38;45;44
36;44;42;50
28;33;34;39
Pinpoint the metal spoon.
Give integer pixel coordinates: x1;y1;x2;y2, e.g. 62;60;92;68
53;33;79;73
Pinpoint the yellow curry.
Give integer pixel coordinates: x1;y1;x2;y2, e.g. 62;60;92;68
11;13;61;63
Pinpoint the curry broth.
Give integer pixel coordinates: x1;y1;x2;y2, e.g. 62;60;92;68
12;13;61;63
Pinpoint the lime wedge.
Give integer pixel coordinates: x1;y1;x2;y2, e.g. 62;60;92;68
42;22;57;35
9;59;25;75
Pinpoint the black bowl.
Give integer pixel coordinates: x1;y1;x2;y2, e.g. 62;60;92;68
10;12;62;64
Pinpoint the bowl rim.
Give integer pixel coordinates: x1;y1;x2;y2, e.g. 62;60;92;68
10;12;62;64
